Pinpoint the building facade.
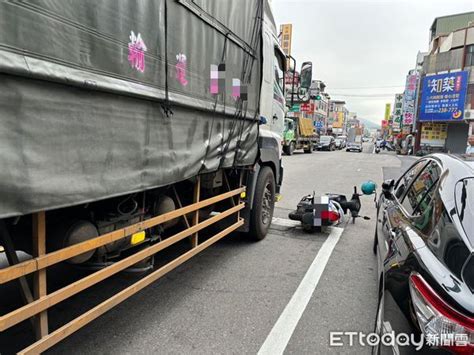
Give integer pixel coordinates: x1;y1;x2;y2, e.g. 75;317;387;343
329;100;348;135
415;15;474;154
309;80;329;133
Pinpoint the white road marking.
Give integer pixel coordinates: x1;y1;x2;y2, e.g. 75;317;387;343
258;227;344;355
271;217;300;228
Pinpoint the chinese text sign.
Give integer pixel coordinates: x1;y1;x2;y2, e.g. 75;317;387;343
420;71;468;121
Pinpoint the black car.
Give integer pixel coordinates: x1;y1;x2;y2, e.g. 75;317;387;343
373;154;473;354
317;135;336;151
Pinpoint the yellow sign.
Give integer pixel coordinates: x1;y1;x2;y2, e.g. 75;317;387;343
280;24;293;56
384;103;391;121
280;24;293;69
421;123;448;141
332;112;344;128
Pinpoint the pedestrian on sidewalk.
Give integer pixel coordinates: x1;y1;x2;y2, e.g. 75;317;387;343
466;135;474;155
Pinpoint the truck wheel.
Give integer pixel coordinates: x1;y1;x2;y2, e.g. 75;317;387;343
303;146;312;154
283;143;294;156
288;142;295;155
249;167;275;241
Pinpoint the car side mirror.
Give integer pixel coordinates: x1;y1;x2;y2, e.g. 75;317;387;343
382;179;395;198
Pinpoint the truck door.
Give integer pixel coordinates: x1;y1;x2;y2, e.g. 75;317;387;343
261;31;285;140
272;48;285;135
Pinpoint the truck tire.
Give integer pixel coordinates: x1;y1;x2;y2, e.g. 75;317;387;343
303;146;312;154
284;142;295;156
286;142;295;155
249;166;275;241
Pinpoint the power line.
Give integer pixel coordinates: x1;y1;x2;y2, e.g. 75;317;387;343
328;85;405;90
330;93;398;98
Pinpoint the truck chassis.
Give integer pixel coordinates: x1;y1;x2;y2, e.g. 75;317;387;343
0;172;247;354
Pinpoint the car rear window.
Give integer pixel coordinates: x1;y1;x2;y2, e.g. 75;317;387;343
455;178;474;246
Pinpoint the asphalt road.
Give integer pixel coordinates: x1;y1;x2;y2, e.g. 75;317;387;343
0;143;414;354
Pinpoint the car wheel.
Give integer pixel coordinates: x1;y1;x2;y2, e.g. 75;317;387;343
249;166;275;241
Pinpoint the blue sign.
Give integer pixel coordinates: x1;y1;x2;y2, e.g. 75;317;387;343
315;120;323;129
419;71;468;121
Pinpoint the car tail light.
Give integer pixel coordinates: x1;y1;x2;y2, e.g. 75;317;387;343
409;273;473;354
321;210;340;222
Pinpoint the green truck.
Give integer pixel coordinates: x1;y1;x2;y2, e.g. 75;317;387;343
282;61;318;155
283;115;318;155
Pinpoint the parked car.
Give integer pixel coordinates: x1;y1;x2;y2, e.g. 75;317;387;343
335;137;346;149
373;154;474;354
316;135;336;151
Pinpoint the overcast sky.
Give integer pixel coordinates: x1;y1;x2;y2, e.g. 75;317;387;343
272;0;474;125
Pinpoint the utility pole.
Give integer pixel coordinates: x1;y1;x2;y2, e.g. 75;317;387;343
412;53;422;133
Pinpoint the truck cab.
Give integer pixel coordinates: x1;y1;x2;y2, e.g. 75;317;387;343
259;3;286;155
238;1;287;240
284;118;296;148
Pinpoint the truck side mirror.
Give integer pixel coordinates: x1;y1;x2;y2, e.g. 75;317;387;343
382;179;395;198
300;62;312;90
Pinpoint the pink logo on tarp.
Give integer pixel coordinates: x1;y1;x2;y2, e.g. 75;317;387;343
128;31;147;73
175;53;188;86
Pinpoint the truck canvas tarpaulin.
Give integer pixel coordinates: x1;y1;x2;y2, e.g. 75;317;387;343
0;0;264;218
298;117;315;137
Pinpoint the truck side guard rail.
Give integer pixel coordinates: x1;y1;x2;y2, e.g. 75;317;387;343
0;179;245;354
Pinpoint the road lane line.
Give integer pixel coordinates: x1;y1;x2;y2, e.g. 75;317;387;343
271;217;300;228
258;227;344;355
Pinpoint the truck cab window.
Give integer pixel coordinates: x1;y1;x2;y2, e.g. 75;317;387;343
274;50;285;93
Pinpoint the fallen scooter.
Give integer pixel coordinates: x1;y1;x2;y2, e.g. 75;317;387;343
288;182;376;232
